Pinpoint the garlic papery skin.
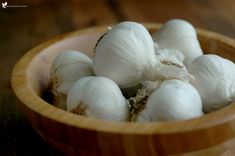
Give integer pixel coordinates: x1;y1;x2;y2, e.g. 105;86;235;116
93;21;157;88
189;54;235;112
152;19;203;67
154;42;159;52
154;48;194;82
49;50;94;109
156;48;184;62
137;80;203;122
67;76;129;121
141;80;161;93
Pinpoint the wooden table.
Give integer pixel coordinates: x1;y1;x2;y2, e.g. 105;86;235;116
1;0;235;155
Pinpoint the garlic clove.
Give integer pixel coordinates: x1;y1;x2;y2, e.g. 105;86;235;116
189;54;235;112
93;21;157;88
152;19;203;67
137;79;203;122
67;76;129;121
49;50;94;109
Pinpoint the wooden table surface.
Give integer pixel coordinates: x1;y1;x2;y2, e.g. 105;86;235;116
1;0;235;155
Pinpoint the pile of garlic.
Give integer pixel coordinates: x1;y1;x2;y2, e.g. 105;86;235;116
48;19;235;122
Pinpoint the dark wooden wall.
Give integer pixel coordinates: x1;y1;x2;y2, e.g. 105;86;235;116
1;0;235;155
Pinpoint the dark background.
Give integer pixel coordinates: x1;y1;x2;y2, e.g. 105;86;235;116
1;0;235;155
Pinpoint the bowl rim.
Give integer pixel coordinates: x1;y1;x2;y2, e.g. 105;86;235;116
11;23;235;135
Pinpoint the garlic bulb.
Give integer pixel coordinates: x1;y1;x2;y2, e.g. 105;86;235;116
152;19;203;67
93;21;157;88
137;80;203;122
189;54;235;112
67;76;129;121
49;50;94;109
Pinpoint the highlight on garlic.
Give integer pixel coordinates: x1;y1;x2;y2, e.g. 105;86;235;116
93;21;157;88
189;54;235;112
136;80;203;122
152;19;203;67
48;50;94;109
67;76;129;121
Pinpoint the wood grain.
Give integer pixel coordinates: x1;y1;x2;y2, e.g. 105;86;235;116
70;0;117;28
180;0;235;38
117;0;205;27
3;0;235;155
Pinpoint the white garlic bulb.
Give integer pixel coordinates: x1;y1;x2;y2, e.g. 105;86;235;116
137;80;203;122
152;19;203;67
67;76;129;121
93;21;157;88
49;50;94;109
189;54;235;112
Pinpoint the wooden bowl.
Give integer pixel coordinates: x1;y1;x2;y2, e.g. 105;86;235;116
11;24;235;156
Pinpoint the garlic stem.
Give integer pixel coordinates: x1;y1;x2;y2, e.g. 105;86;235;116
71;102;88;116
128;89;150;121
